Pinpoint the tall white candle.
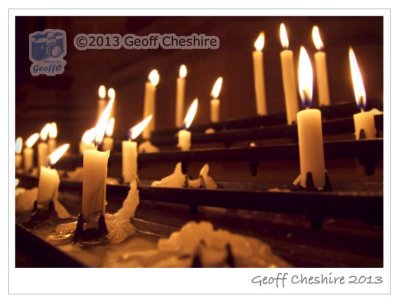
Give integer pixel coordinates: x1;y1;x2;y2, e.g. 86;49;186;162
37;144;69;205
97;85;107;121
23;133;39;172
176;65;187;128
48;122;57;153
297;47;326;189
143;69;160;139
37;123;50;170
349;47;377;139
122;115;153;183
102;117;115;151
82;98;114;220
312;26;331;106
178;99;198;151
210;77;223;123
279;23;299;125
108;88;116;118
15;137;23;169
252;32;267;115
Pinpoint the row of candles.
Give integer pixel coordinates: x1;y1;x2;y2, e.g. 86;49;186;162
15;25;380;219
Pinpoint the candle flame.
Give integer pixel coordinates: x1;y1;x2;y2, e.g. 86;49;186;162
130;115;153;140
48;143;70;166
298;46;314;107
107;88;116;100
98;85;106;99
280;23;289;49
179;65;187;78
211;77;223;98
40;123;50;141
349;47;367;110
49;122;57;139
26;133;39;148
312;26;324;50
15;137;23;154
254;32;265;51
148;69;160;86
81;128;96;145
183;98;198;129
94;98;115;145
105;117;115;137
15;178;19;187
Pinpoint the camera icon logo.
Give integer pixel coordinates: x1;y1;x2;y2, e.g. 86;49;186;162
29;29;67;76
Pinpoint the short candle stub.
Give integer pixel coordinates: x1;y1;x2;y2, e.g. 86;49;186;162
73;213;109;244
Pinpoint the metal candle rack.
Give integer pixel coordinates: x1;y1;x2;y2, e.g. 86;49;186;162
150;99;383;138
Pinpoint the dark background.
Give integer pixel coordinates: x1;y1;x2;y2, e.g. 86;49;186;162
15;16;383;144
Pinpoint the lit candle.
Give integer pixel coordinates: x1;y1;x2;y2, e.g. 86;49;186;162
108;87;116;118
176;65;187;128
82;98;113;221
23;133;39;172
178;99;198;151
102;117;115;151
296;47;326;189
79;128;96;154
37;123;50;170
252;32;267;115
37;144;69;205
48;122;57;153
143;69;160;139
279;23;299;125
97;85;107;120
210;77;223;123
349;47;377;139
15;137;23;169
312;26;331;106
122;115;152;184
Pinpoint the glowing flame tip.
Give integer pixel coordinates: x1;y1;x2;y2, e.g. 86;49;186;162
211;77;223;98
298;46;314;107
183;98;198;129
179;65;187;78
130;115;153;140
312;26;324;50
254;32;265;51
349;47;366;109
48;143;70;166
280;23;289;49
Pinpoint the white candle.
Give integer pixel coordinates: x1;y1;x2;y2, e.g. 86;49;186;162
252;32;267;115
143;69;159;139
82;98;114;220
312;26;331;106
178;99;198;151
37;123;50;170
15;137;23;169
102;117;115;151
97;85;107;121
122;115;152;183
349;47;377;139
210;77;223;123
23;133;39;172
37;144;69;205
279;23;299;125
48;122;57;153
176;65;187;128
79;128;96;154
297;47;326;189
108;88;116;118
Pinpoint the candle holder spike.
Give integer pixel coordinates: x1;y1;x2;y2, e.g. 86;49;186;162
296;171;332;192
358;129;377;176
225;243;235;267
26;200;57;226
73;213;109;244
249;160;259;176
